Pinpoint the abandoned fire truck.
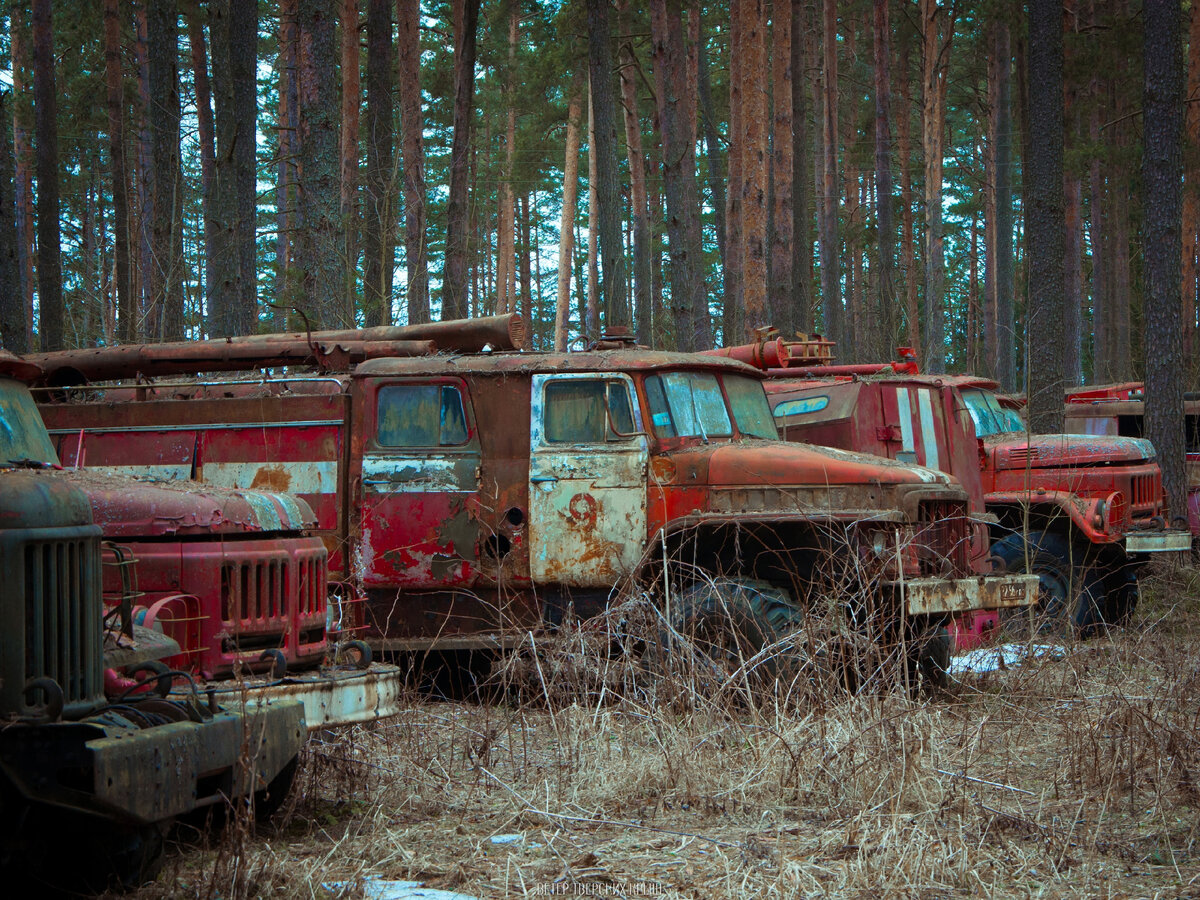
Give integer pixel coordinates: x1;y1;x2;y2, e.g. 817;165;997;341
0;350;305;891
1065;382;1200;538
4;347;404;729
31;318;1034;684
721;334;1187;633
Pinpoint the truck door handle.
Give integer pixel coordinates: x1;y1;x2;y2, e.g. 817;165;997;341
530;474;558;484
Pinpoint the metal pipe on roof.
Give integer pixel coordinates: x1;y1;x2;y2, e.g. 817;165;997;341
225;313;525;353
25;339;436;386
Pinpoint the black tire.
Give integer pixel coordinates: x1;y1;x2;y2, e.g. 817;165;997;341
915;626;951;691
991;530;1105;636
254;755;299;821
663;578;804;688
20;810;165;894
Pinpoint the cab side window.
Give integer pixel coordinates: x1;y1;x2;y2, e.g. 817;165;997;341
377;384;468;447
544;379;635;443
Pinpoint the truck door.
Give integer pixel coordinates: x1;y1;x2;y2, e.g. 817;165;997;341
359;379;481;588
881;385;949;474
528;373;648;587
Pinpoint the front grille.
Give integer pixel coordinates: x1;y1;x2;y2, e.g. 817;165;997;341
1130;472;1161;512
221;558;289;625
296;551;326;619
22;535;104;718
915;500;971;577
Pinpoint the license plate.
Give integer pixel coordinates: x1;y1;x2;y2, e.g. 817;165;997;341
999;582;1027;602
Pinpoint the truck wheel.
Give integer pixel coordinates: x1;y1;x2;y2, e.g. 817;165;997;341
991;531;1104;635
663;578;804;688
914;626;951;692
254;755;299;821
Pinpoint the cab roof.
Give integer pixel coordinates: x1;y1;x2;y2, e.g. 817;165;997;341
353;349;762;379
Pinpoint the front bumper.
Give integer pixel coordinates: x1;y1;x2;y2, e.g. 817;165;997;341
0;700;306;825
216;664;406;730
1125;529;1192;553
901;573;1039;616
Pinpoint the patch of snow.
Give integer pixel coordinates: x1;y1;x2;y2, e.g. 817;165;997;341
324;878;480;900
948;643;1065;675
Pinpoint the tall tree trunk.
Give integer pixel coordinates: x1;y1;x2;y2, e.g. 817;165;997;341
209;0;257;336
298;0;346;327
818;0;840;344
31;0;62;350
586;0;629;331
134;5;153;339
919;0;950;373
619;2;652;344
696;18;727;276
148;0;185;341
340;0;360;317
209;0;234;334
738;0;768;336
1111;132;1132;380
231;0;258;332
1182;0;1200;369
1026;0;1066;433
185;3;216;335
994;23;1015;389
872;0;895;358
724;4;744;341
1064;163;1083;386
1143;0;1187;521
519;191;532;341
790;0;813;334
0;92;24;352
496;5;517;317
897;35;920;355
397;0;428;324
105;0;134;344
770;1;794;334
586;76;599;337
651;0;710;351
276;0;299;329
983;23;999;378
443;0;479;319
363;0;394;326
11;7;34;349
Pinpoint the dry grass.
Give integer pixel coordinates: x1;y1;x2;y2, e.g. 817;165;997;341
124;562;1200;899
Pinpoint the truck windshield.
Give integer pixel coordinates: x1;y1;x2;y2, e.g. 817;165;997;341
644;372;778;441
723;375;779;439
962;388;1026;437
0;378;59;466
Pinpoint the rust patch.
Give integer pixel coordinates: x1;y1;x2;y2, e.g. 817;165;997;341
249;464;293;492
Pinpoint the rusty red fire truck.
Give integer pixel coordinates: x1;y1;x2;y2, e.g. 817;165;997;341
30;317;1034;684
1065;382;1200;538
716;334;1187;635
6;348;404;729
0;350;306;891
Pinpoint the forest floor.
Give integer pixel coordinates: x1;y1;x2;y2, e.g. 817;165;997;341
126;565;1200;900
